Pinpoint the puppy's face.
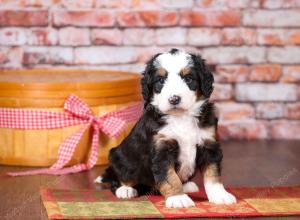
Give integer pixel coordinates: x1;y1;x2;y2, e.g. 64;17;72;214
141;49;214;114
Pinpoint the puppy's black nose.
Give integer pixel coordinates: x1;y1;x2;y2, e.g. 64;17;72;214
168;95;181;105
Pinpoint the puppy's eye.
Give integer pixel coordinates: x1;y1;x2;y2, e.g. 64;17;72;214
184;76;193;83
158;77;165;84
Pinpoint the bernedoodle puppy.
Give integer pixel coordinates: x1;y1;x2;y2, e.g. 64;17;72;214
96;48;237;208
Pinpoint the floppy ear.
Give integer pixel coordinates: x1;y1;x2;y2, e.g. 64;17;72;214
191;54;214;98
141;53;161;107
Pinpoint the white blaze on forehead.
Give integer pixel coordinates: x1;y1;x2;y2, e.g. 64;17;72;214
155;51;191;73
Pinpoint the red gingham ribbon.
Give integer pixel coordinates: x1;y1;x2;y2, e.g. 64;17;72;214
0;94;142;176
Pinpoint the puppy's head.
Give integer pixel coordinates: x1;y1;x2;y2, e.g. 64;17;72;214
141;48;214;114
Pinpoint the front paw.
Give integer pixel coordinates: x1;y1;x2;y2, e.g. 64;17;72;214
165;194;195;208
205;183;237;205
115;186;138;199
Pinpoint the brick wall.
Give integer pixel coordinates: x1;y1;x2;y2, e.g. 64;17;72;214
0;0;300;140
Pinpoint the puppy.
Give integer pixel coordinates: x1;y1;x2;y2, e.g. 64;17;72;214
98;48;237;208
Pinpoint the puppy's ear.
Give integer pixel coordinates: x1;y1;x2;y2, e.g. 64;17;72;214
141;53;161;106
191;54;214;98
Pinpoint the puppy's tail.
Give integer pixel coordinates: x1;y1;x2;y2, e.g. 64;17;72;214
99;166;120;193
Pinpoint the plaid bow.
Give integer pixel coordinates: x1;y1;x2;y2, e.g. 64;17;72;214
0;94;142;176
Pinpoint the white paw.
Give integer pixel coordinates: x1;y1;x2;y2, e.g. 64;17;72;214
183;181;199;193
115;186;138;199
165;194;195;208
94;176;103;183
205;183;237;205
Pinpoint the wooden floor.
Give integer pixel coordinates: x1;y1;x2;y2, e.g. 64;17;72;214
0;140;299;220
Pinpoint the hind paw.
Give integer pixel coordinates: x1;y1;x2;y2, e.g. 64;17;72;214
94;176;103;183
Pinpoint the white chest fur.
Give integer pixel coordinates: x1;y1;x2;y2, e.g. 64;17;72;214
158;113;215;182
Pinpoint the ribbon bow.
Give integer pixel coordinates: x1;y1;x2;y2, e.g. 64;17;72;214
0;94;142;176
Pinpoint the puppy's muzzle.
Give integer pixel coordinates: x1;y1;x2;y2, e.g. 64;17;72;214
168;95;181;105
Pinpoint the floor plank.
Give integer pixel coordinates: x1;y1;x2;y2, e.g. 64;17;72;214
0;140;299;220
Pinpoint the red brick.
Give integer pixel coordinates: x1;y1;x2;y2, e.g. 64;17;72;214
249;64;282;82
59;27;90;46
288;30;300;45
218;120;268;140
180;10;241;26
23;47;73;65
0;48;9;64
228;0;260;8
0;47;24;68
262;0;300;9
257;29;285;46
24;0;58;7
202;47;266;64
222;28;256;45
0;10;48;26
269;120;300;139
281;66;300;83
196;0;260;8
128;0;160;9
216;102;254;120
59;0;94;8
52;10;115;27
215;65;249;83
91;29;122;45
117;11;178;27
285;103;300;119
0;28;26;46
156;28;187;45
0;0;23;8
94;0;130;8
210;84;233;101
161;0;193;8
243;10;300;27
236;83;298;101
136;47;164;63
268;46;300;64
95;63;145;73
28;28;58;45
74;46;139;64
256;29;300;46
188;28;222;46
255;102;283;119
123;28;155;45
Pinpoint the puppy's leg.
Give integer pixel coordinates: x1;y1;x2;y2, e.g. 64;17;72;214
115;182;138;199
201;142;236;204
203;163;236;204
152;140;195;208
159;167;195;208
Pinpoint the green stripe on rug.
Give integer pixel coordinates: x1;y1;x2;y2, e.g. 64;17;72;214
56;201;163;218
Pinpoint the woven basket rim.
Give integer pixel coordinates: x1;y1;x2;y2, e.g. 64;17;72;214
0;69;142;107
0;69;141;91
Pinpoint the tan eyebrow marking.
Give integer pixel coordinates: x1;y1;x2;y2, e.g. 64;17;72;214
181;67;190;76
158;68;167;76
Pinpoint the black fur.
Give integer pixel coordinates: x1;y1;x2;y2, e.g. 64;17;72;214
151;139;180;185
141;53;161;107
197;100;218;128
190;54;214;98
169;48;179;54
196;142;223;175
101;49;222;196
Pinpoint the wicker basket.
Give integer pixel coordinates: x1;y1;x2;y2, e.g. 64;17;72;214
0;69;141;167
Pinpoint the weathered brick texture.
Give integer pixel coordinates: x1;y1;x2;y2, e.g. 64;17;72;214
1;0;300;140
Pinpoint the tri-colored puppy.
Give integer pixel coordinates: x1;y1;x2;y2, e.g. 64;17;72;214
97;48;237;208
